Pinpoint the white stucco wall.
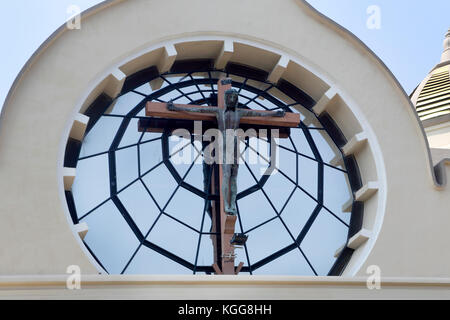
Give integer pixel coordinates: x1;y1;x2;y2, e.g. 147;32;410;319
0;0;449;281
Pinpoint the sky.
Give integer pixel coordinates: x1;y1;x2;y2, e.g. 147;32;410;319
307;0;450;94
0;0;449;109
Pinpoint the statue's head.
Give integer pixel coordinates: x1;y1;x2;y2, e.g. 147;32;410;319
225;89;239;111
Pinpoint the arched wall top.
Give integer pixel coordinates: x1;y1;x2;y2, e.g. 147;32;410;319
0;0;449;278
1;0;441;188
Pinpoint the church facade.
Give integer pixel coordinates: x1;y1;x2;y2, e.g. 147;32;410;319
0;0;449;299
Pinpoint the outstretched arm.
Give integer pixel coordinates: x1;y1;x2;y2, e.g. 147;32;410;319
240;109;286;118
167;101;218;114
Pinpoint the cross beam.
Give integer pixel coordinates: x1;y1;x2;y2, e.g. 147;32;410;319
144;102;300;127
138;118;292;138
138;79;301;275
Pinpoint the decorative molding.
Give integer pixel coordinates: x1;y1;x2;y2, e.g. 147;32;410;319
74;222;89;240
63;167;76;191
342;182;378;212
343;132;368;156
104;68;126;98
69;113;89;141
0;275;449;300
158;44;177;74
214;40;234;70
347;229;371;250
312;87;338;115
267;56;289;84
149;45;178;91
355;182;379;202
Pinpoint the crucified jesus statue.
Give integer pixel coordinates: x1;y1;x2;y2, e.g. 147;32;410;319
167;83;285;215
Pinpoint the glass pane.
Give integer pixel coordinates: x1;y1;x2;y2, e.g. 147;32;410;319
79;116;122;157
301;208;349;276
147;214;198;264
194;235;215;269
201;205;213;234
115;146;138;191
83;200;140;274
158;91;180;103
172;94;192;105
280;189;317;239
134;83;152;95
246;98;270;111
245;218;294;264
141;164;178;209
289;129;315;158
165;187;206;231
278;146;297;179
109;92;143;115
240;138;270;180
323;166;352;224
239;90;266;111
139;139;163;175
125;246;192;275
72;154;110;216
117;180;160;235
253;248;315;276
141;132;162;142
276;134;296;152
168;137;199;178
298;156;319;199
183;160;207;193
237;160;259;193
119;118;144;148
186;92;205;103
262;172;296;213
238;190;277;232
251;96;279;111
310;130;341;164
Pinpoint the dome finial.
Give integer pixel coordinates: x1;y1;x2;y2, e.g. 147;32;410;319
441;27;450;63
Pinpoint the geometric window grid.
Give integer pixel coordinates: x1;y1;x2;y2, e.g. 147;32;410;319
66;63;362;276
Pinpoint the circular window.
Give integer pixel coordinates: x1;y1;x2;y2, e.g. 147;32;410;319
66;63;358;275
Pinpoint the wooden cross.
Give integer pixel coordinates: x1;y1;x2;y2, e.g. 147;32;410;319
138;78;300;275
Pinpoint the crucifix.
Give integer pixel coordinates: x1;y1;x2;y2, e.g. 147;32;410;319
138;78;301;275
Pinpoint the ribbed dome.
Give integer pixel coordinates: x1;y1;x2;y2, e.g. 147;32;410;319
412;29;450;125
442;28;450;63
415;67;450;122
